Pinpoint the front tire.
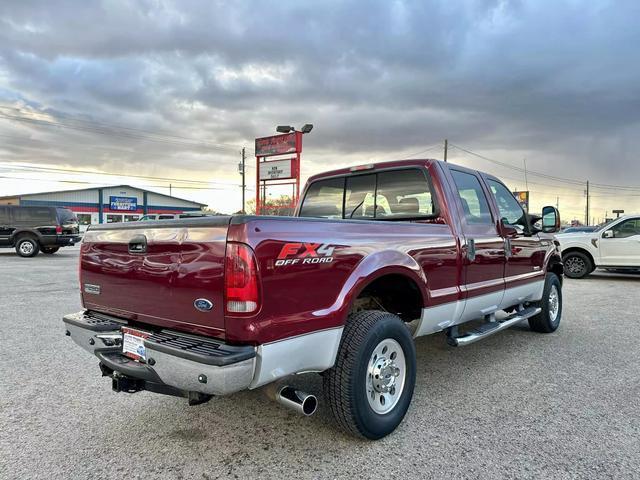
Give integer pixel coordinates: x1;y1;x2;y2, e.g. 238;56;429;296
528;273;562;333
15;236;40;257
323;310;416;440
563;251;592;278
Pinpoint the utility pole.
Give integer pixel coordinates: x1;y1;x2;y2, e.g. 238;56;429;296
239;147;246;213
523;158;529;191
556;196;559;209
443;139;448;163
169;183;172;197
585;180;590;225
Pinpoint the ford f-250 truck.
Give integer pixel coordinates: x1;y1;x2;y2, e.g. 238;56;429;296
64;159;563;439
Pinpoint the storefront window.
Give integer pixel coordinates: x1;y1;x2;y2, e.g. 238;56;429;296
76;214;92;226
124;215;140;222
106;214;123;223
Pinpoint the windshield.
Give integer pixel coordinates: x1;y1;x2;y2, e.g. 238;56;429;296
595;218;616;232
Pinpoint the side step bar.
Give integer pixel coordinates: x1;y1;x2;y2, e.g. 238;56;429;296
447;306;542;347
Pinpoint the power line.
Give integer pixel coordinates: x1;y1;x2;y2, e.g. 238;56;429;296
0;162;243;187
449;143;586;186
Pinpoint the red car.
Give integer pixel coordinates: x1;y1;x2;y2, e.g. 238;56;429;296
64;159;563;439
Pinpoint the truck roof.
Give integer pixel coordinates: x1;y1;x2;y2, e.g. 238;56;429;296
307;159;437;183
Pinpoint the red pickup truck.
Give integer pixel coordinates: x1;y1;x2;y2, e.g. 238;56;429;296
64;159;563;439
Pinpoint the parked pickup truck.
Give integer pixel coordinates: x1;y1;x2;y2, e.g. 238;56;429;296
557;214;640;278
64;159;563;439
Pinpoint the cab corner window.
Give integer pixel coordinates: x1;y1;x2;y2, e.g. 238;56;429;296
450;170;492;225
299;177;345;218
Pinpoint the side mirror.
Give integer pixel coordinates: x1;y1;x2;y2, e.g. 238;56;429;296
602;230;614;239
541;206;560;233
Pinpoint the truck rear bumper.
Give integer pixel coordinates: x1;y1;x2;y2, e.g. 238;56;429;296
63;311;256;396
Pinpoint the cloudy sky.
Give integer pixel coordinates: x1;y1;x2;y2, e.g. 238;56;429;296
1;0;639;220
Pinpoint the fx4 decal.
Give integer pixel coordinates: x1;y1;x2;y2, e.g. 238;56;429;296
275;242;336;266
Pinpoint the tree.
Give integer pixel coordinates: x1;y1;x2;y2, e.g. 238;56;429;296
245;195;295;216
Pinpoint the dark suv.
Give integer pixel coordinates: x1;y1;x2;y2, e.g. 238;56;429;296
0;206;81;257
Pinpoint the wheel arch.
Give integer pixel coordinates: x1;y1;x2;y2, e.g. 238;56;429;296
10;229;43;245
562;247;595;269
327;250;428;327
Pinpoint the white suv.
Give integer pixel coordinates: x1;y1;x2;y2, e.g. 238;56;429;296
556;215;640;278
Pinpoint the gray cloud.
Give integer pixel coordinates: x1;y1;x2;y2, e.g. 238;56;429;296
0;0;639;218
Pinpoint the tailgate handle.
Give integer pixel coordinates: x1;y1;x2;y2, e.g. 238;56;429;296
128;234;147;254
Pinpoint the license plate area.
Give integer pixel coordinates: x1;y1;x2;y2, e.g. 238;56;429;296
122;327;151;362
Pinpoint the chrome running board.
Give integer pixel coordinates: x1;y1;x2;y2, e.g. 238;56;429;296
448;306;542;347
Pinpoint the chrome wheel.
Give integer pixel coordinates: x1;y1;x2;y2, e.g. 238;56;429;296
565;256;586;276
366;338;406;415
548;284;560;322
19;241;34;256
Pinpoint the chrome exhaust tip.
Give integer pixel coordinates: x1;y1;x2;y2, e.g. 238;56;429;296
268;385;318;416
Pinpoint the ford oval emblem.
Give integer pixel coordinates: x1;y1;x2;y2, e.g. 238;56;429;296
194;298;213;312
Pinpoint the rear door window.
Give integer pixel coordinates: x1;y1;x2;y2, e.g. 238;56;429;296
0;206;9;224
13;207;54;224
450;170;493;225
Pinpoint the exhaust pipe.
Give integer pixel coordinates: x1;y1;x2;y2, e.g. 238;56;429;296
267;385;318;416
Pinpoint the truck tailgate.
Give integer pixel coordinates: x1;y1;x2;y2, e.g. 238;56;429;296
80;217;231;338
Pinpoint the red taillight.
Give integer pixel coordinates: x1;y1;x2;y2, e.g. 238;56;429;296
224;242;260;314
55;225;63;234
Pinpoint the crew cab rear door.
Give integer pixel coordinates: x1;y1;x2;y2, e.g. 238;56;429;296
447;168;506;316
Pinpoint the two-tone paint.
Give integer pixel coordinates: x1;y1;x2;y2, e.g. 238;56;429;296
80;159;561;351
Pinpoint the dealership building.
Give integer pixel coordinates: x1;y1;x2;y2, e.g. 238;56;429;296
0;185;206;229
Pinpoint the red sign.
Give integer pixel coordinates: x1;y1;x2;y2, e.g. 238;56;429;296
255;133;299;157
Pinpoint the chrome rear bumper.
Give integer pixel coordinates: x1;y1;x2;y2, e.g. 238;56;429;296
63;311;256;396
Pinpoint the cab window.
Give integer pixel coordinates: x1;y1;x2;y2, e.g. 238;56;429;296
609;218;640;238
376;169;435;218
298;177;344;218
487;180;526;227
345;174;376;219
300;168;436;220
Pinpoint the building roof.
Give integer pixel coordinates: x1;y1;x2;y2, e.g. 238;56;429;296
0;184;207;207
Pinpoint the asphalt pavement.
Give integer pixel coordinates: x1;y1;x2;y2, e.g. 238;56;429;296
1;245;639;479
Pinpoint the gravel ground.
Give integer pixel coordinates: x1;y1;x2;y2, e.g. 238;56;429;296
1;246;639;479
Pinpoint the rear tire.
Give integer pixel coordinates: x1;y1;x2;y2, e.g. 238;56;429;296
15;236;40;257
323;310;416;440
41;247;60;254
528;273;562;333
563;251;592;278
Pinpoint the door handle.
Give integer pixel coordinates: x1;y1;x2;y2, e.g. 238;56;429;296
128;234;147;254
466;238;476;261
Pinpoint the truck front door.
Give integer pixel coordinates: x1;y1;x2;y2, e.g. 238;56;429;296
599;217;640;266
449;169;506;320
485;178;546;305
